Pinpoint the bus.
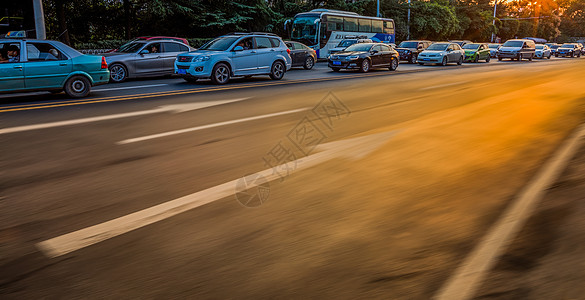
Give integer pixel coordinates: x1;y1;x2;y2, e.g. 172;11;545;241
285;9;395;59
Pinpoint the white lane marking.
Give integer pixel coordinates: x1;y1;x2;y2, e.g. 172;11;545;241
94;84;169;92
0;98;249;135
434;123;585;300
36;131;399;258
117;108;308;144
420;81;468;91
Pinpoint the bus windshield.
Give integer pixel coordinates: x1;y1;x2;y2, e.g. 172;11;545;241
291;16;318;45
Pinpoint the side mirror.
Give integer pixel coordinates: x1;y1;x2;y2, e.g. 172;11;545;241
371;50;379;54
233;46;244;52
417;46;423;50
139;49;149;55
447;48;452;52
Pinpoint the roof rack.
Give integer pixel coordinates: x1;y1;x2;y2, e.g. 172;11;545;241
226;32;278;37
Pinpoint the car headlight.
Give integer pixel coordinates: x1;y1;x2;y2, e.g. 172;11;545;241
405;50;411;54
348;55;359;60
193;55;210;62
327;55;331;60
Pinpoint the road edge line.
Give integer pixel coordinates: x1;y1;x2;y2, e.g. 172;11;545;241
434;122;585;300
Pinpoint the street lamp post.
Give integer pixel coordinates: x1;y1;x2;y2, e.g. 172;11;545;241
491;0;498;42
32;0;46;39
377;0;380;17
407;0;411;40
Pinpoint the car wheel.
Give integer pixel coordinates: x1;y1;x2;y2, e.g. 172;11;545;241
498;57;502;61
269;61;285;80
486;56;491;63
570;52;574;58
211;63;230;84
529;54;533;61
457;56;463;65
331;68;341;72
389;58;399;71
183;77;198;83
64;75;91;98
555;53;559;57
359;59;370;73
409;54;417;64
418;62;425;66
474;55;479;63
109;63;127;83
304;56;315;70
441;57;448;66
548;54;551;59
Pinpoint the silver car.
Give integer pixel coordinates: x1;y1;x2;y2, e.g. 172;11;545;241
104;40;194;82
417;42;464;66
535;44;552;59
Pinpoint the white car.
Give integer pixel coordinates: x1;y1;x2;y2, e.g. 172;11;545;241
535;44;552;59
417;42;464;66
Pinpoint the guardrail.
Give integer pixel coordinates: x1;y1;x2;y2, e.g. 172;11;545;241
78;49;112;54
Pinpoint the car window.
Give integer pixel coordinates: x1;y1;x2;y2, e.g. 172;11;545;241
0;42;21;63
285;42;293;50
26;42;67;61
255;37;273;49
269;38;281;48
381;44;391;51
453;44;461;50
145;43;161;53
235;37;255;50
162;42;184;53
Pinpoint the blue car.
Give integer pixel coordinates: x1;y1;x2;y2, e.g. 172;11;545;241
0;38;110;98
175;32;292;84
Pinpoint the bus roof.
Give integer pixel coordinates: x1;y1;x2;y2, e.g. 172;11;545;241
295;9;393;22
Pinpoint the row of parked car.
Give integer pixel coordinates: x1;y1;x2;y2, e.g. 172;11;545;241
0;33;583;98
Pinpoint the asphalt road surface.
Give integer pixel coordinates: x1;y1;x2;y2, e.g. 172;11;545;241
1;57;585;299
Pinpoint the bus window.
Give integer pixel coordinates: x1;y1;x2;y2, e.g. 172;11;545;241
372;20;383;33
359;19;371;32
326;16;343;31
344;17;358;32
384;20;394;34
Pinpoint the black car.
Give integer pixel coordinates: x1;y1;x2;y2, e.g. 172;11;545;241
395;40;432;64
556;43;583;58
285;41;317;70
328;43;399;73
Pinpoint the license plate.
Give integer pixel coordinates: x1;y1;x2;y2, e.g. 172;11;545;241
423;58;430;61
177;69;187;75
332;61;341;65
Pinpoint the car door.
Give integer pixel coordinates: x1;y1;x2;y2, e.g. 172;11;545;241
161;42;189;74
380;44;392;65
285;42;301;67
370;45;383;65
478;44;488;59
0;41;25;91
231;37;258;76
254;37;275;73
134;42;164;76
294;42;308;66
446;44;455;62
23;41;72;89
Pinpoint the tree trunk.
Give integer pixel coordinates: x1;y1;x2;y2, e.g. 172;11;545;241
56;0;70;45
124;0;132;39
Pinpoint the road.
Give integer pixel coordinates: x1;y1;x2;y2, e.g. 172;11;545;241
1;58;585;299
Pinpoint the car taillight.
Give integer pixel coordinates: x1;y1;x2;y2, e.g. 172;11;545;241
101;56;108;69
286;48;290;54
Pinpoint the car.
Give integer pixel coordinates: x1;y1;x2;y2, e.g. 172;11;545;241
395;40;432;64
462;43;491;63
0;38;109;98
103;39;193;82
108;36;190;53
497;39;536;61
285;41;317;70
327;42;399;72
546;43;561;56
450;40;472;47
556;43;582;58
487;43;502;58
417;42;465;66
175;32;292;84
534;44;552;59
328;37;374;55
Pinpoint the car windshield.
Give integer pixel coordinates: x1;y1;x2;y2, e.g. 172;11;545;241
344;44;373;52
536;45;544;49
550;45;560;49
199;37;239;51
398;41;418;48
503;41;523;47
117;42;146;53
291;16;318;44
427;43;449;51
338;40;356;47
488;44;500;49
462;43;480;50
561;44;574;48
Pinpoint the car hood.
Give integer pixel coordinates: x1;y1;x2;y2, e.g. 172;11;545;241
333;51;367;56
396;47;416;52
181;50;219;56
421;50;446;54
102;52;132;57
558;47;573;50
464;49;478;54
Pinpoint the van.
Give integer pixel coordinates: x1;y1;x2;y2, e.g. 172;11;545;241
497;39;536;61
